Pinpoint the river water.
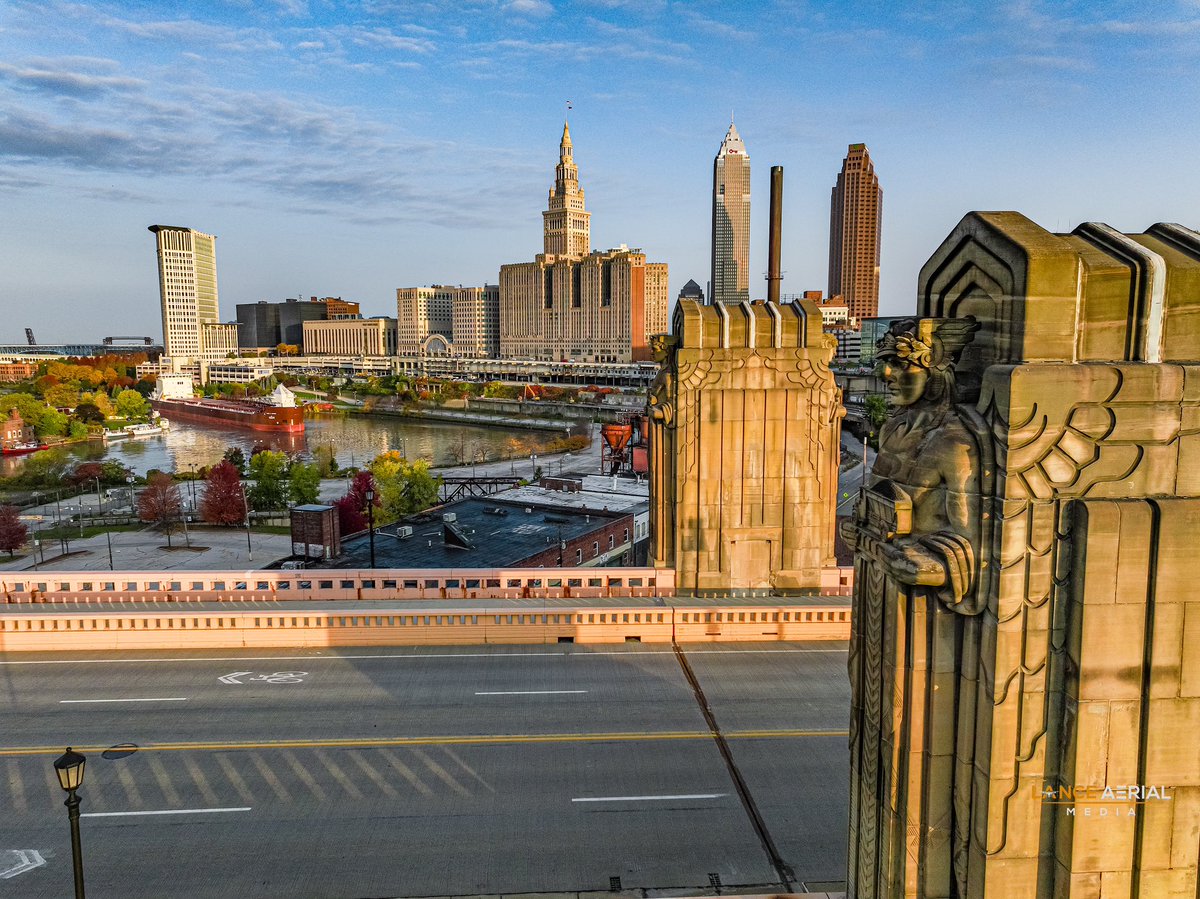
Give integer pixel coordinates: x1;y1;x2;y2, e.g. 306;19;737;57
1;413;562;478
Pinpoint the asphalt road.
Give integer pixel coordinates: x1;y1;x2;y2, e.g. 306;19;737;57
0;643;850;898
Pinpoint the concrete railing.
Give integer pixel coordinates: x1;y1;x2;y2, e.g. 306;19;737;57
1;566;853;604
0;604;851;652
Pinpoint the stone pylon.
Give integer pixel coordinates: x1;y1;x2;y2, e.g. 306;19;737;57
845;212;1200;898
648;298;842;593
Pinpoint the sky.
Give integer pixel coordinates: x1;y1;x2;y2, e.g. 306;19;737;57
2;0;1199;343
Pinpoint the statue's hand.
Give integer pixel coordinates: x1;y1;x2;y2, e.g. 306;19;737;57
880;540;947;586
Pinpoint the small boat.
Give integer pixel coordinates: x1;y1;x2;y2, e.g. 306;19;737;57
1;441;47;456
125;423;165;438
103;430;131;442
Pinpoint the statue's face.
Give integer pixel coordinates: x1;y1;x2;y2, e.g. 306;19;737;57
876;356;928;407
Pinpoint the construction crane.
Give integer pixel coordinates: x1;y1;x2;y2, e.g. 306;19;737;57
25;328;35;346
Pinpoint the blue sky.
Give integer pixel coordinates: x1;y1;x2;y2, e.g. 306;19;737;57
2;0;1198;342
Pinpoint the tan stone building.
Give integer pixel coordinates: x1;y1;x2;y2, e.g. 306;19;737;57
711;121;751;306
149;224;232;365
828;144;882;321
302;317;397;356
499;124;668;363
396;286;454;356
451;285;500;358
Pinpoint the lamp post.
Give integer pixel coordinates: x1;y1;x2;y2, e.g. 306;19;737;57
53;747;87;899
364;487;376;569
558;452;570;476
530;453;538;479
241;481;253;562
188;463;197;509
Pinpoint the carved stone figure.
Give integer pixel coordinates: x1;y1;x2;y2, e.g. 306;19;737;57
848;213;1200;899
844;317;987;898
647;333;678;569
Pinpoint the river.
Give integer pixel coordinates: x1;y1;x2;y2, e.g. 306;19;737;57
1;413;563;478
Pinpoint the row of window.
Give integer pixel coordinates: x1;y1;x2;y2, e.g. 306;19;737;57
4;609;849;632
7;575;654;594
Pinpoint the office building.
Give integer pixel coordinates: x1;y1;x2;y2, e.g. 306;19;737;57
677;279;704;305
828;143;882;320
237;297;362;351
302;317;397;356
149;225;229;364
396;286;455;356
451;285;500;358
499;124;668;363
711;121;751;306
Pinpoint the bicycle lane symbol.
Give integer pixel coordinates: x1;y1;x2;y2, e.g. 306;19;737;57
219;671;308;685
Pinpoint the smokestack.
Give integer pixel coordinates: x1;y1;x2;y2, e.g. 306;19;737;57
767;165;783;305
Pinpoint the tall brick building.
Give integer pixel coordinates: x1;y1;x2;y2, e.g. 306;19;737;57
828;143;882;321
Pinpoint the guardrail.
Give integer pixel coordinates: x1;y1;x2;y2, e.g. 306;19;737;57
0;604;850;652
1;566;854;604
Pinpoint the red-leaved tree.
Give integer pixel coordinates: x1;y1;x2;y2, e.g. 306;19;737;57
0;505;28;557
200;461;247;526
335;470;378;535
137;472;182;547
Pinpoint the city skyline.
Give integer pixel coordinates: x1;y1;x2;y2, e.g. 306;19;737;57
3;1;1200;341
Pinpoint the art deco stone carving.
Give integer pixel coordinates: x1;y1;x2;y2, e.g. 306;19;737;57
846;213;1200;898
649;298;842;592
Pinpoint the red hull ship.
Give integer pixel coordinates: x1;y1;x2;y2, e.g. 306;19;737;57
151;397;305;433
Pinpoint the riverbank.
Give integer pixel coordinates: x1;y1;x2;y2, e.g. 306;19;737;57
343;399;575;434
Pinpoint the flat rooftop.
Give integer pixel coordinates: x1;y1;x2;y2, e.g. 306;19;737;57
330;497;629;569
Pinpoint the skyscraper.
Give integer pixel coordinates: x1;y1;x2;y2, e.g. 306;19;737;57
828;143;882;321
542;121;590;258
499;123;668;362
149;225;236;365
710;121;751;306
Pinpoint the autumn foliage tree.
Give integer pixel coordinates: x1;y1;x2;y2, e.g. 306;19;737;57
138;472;183;547
0;505;28;557
200;461;247;526
334;470;378;535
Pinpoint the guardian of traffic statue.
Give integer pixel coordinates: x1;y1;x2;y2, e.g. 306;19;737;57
845;213;1200;898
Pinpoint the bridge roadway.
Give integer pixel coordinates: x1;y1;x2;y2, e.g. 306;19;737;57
0;641;850;898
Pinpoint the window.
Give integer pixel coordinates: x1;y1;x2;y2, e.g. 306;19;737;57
608;535;614;550
576;549;583;564
319;580;333;589
592;541;599;557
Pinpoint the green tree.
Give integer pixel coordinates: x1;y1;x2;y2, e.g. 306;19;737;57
248;449;289;511
312;443;338;476
36;408;69;437
223;446;247;475
288;462;321;506
73;402;105;424
368;451;440;521
863;394;889;450
115;389;150;420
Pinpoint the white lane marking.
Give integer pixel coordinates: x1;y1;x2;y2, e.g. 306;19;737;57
0;648;844;666
81;807;251;818
59;698;188;704
0;849;47;879
474;690;588;696
572;794;726;803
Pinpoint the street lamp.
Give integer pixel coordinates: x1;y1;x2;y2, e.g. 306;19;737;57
530;453;538;479
364;487;376;569
53;747;87;899
558;452;571;476
241;481;253;562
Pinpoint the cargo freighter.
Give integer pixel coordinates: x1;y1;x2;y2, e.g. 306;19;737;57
150;377;305;433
